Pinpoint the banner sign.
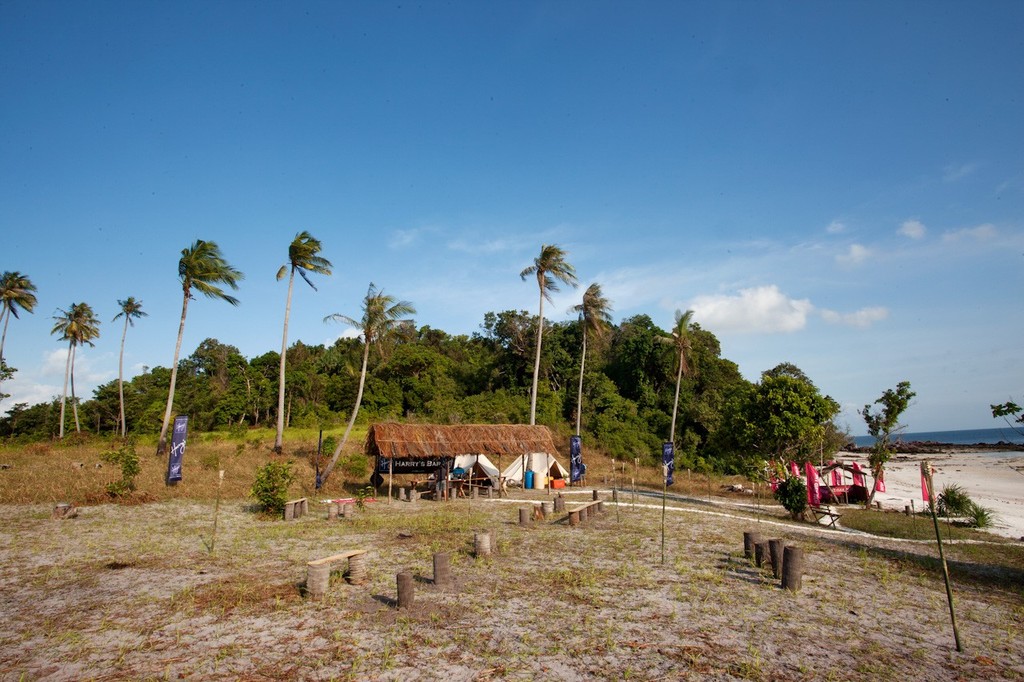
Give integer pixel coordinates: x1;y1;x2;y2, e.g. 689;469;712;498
569;435;584;482
376;457;451;474
805;462;820;506
166;415;188;484
662;441;674;486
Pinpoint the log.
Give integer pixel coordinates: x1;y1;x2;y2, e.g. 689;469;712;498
568;510;580;526
519;508;531;527
475;532;492;557
768;538;785;579
743;531;762;560
306;562;331;598
433;552;451;587
541;502;553;518
397;572;414;609
782;545;804;592
347;552;368;585
592;490;600;501
754;541;769;568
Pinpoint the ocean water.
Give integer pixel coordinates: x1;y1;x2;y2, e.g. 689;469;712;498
851;426;1024;449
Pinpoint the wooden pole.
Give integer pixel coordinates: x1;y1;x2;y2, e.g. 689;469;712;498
781;545;803;591
388;457;393;505
433;552;451;587
923;460;963;652
396;572;414;609
661;464;668;564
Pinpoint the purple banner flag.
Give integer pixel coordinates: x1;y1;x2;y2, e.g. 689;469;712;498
662;441;674;486
570;435;584;483
166;416;188;484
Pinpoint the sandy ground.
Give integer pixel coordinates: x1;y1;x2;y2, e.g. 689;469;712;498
832;450;1024;540
1;490;1023;681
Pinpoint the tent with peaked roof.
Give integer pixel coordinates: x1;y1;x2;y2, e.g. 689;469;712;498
452;454;501;487
501;452;569;487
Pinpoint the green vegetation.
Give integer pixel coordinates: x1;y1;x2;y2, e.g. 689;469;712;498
773;476;808;519
861;381;915;507
99;440;141;496
251;460;295;514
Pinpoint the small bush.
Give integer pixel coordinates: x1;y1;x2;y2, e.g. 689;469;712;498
967;501;996;529
100;441;141;497
251;461;295;515
341;453;370;480
198;452;220;471
937;483;972;517
774;476;808;520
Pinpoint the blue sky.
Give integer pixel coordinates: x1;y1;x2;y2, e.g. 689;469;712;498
2;1;1022;435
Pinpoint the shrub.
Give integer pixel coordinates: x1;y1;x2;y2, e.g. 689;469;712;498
774;476;808;520
99;441;141;497
937;483;972;517
251;461;295;515
341;453;371;480
967;501;996;529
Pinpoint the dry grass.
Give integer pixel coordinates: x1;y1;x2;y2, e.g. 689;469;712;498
2;436;1024;680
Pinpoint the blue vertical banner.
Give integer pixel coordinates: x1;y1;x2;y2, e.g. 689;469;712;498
662;441;674;486
569;435;583;483
166;415;188;484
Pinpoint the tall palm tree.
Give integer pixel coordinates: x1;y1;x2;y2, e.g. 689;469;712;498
319;283;415;488
51;302;100;438
665;309;696;445
572;283;613;435
520;244;577;425
113;297;147;438
0;271;38;364
157;240;243;454
275;231;332;453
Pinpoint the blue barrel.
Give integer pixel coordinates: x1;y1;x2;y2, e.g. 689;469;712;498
524;470;534;490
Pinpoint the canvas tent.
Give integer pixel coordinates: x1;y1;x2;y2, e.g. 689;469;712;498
501;452;570;487
452;454;501;487
365;423;561;487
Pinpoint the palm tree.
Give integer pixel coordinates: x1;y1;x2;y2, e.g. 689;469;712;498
665;309;696;445
113;297;147;437
157;240;243;454
572;283;613;435
275;231;332;453
0;271;38;364
51;302;100;438
319;283;415;488
520;244;578;425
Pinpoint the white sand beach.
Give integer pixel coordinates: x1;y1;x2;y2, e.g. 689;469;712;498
835;450;1024;540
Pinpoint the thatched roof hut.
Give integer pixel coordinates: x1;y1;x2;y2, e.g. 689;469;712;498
366;423;559;460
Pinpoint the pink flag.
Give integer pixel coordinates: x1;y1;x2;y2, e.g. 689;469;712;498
874;470;886;493
830;463;842;487
789;461;800;477
851;462;865;487
805;462;821;506
921;471;930;502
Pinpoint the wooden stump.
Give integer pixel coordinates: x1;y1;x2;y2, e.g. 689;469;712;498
579;506;589;523
612;489;618;503
568;510;580;526
554;496;566;513
743;531;762;560
342;503;355;519
475;532;492;557
592;490;600;501
347;553;368;585
327;503;339;520
782;545;804;592
768;539;785;579
519;508;531;527
471;486;478;500
754;541;769;568
541;501;553;518
596;501;604;514
433;552;451;587
306;562;331;598
397;572;415;609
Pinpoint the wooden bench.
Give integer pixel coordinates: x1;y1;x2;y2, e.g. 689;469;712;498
284;497;308;521
809;505;841;529
567;500;603;526
305;550;368;597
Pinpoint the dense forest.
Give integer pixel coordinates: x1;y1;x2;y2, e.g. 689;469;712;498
0;309;848;474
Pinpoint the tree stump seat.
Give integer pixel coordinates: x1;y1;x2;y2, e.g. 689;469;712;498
284;498;308;521
305;549;369;597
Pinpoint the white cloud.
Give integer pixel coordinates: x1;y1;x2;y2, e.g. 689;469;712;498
447;238;516;254
898;219;926;239
819;306;889;328
942;223;997;242
825;220;846;234
690;285;812;334
836;243;871;266
388;229;421;249
943;162;979;182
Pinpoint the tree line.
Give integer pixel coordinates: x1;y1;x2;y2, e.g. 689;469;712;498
1;239;851;476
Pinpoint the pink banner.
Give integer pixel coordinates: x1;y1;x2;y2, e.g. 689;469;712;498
805;462;820;506
921;471;930;502
851;462;865;487
830;462;842;487
789;461;800;477
874;470;886;493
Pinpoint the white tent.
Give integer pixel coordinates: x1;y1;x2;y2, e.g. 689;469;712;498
501;452;569;487
451;454;501;487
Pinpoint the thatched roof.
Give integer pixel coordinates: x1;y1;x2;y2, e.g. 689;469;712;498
366;423;559;460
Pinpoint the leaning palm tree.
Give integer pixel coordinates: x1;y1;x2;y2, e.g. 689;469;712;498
275;231;332;453
319;283;415;488
157;240;243;454
572;283;613;435
51;302;100;438
0;271;38;364
520;244;578;425
664;309;696;445
113;297;147;437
